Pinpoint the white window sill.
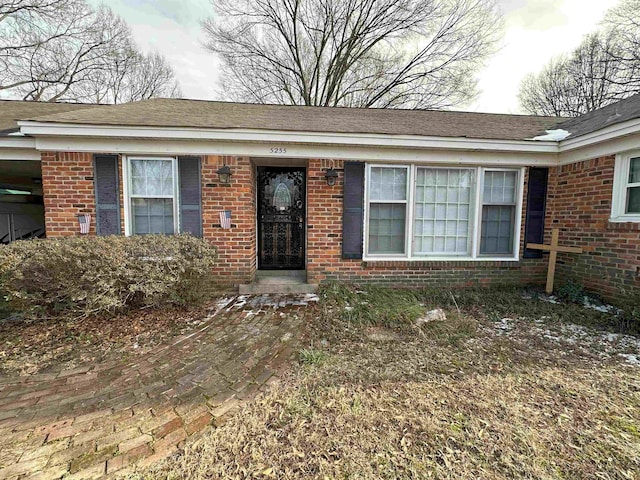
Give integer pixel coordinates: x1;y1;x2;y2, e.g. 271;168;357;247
609;215;640;223
362;255;520;262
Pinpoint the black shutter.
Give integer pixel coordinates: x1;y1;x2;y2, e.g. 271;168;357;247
524;167;549;258
93;154;121;235
178;156;202;237
342;161;365;259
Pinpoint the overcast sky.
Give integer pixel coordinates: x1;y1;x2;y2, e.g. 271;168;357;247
92;0;621;114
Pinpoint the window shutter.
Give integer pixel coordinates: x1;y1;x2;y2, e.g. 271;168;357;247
178;156;202;237
524;167;548;258
93;154;121;235
342;161;365;259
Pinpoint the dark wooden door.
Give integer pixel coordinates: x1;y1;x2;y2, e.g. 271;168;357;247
257;167;305;270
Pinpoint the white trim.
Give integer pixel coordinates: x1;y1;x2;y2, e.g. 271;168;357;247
610;152;640;222
559;117;640;151
0;136;35;149
364;164;411;258
0;136;39;160
27;136;558;167
18;121;560;153
362;163;523;262
123;156;180;235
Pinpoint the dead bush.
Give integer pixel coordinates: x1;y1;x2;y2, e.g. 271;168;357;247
0;234;217;318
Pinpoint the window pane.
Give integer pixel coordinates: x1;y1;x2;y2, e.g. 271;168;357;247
629;158;640;184
413;168;474;255
627;186;640;213
369;167;407;201
368;203;405;254
132;198;174;235
480;205;514;255
131;159;174;196
483;171;516;204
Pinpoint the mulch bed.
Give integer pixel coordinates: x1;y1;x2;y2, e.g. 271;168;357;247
0;301;221;376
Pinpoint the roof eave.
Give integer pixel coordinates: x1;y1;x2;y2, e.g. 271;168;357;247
16;121;560;154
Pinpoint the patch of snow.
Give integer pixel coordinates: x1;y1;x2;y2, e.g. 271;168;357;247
618;353;640;366
303;293;320;302
539;294;561;304
531;129;571;141
495;318;514;334
415;308;447;326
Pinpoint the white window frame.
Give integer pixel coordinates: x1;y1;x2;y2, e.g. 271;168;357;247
411;165;476;257
364;164;411;258
122;156;180;236
611;152;640;223
363;164;524;261
476;167;523;258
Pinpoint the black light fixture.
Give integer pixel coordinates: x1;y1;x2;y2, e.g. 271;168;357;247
324;167;338;186
216;164;232;184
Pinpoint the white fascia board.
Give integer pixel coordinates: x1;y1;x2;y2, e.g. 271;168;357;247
18;121;560;154
0;136;39;160
0;136;36;149
558;130;640;165
31;135;559;167
558;117;640;151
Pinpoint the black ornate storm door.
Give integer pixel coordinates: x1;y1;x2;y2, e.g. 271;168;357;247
257;167;306;269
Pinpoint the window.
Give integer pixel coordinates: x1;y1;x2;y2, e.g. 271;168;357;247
126;157;179;235
480;170;517;255
367;166;408;254
364;165;523;260
611;153;640;222
413;168;475;255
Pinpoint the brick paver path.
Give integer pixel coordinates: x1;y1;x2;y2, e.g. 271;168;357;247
0;294;316;479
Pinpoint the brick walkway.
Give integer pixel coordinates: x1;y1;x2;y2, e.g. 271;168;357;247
0;294;316;479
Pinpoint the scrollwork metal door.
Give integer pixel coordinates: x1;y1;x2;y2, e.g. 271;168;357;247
257;167;305;269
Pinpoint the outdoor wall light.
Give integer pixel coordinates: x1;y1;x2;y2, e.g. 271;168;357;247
324;167;338;186
216;164;232;184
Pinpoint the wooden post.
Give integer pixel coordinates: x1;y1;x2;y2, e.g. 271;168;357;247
526;228;583;294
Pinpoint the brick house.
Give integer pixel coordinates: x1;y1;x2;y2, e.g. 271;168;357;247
1;96;639;301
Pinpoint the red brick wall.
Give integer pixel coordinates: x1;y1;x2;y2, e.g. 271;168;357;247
546;155;640;302
41;151;96;237
41;152;256;287
202;155;256;285
42;150;637;297
307;159;546;288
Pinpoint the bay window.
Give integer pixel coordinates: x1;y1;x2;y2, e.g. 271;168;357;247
126;157;179;235
364;164;523;260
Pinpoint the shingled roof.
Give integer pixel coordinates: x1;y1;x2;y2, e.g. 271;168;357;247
0;100;96;134
558;93;640;139
26;98;564;141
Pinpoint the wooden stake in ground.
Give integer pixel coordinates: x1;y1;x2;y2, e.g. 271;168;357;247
527;228;583;294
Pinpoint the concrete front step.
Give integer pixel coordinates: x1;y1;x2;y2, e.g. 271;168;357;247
239;282;319;295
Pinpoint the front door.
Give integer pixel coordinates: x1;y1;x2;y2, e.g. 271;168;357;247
257;167;305;270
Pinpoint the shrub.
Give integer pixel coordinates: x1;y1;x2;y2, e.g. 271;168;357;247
556;279;585;303
0;234;217;319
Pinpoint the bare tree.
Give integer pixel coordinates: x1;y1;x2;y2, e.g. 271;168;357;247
519;0;640;117
0;0;181;103
203;0;502;109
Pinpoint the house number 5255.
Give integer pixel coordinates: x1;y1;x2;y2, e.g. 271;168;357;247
270;147;287;154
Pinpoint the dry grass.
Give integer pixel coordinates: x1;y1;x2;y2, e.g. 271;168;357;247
134;285;640;480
